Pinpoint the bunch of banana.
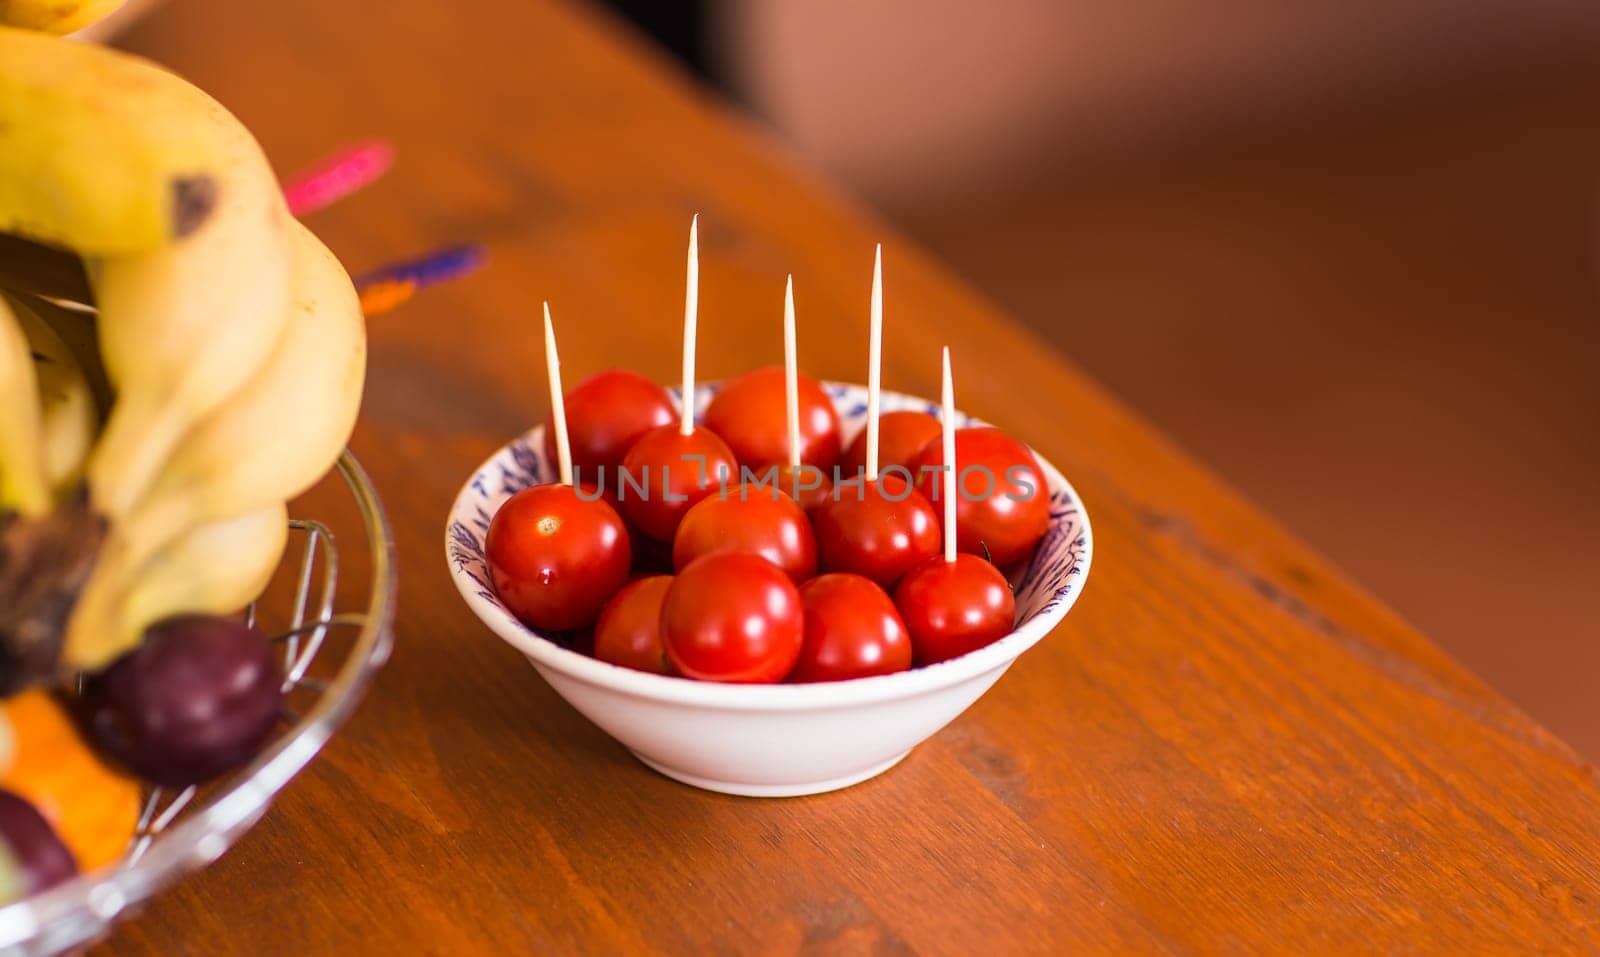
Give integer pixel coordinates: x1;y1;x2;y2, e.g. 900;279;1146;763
0;24;367;689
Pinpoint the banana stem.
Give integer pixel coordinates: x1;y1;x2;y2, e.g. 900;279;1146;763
0;493;105;694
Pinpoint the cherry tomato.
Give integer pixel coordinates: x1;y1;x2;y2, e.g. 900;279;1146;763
812;473;941;588
771;463;834;514
487;484;632;631
910;427;1048;568
617;425;737;543
894;554;1016;665
701;367;842;474
593;576;675;674
791;574;912;682
662;553;803;682
543;370;675;481
673;484;817;583
840;410;940;478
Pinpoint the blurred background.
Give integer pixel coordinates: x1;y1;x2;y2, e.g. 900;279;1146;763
596;0;1600;755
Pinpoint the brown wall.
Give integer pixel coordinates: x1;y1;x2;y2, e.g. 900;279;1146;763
718;0;1600;210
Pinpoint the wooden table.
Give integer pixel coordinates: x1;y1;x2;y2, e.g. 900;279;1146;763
103;0;1600;952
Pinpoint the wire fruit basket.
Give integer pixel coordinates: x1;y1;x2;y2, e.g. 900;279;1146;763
0;452;396;956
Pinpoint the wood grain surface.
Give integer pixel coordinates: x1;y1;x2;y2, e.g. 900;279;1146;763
94;0;1600;952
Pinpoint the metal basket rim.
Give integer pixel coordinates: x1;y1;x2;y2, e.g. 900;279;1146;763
0;450;397;950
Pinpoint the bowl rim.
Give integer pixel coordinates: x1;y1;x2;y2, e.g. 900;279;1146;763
446;382;1092;712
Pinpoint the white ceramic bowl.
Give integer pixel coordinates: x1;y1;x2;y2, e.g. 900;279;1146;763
446;382;1092;796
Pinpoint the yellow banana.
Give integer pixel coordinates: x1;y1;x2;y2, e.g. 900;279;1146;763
64;223;363;668
64;504;291;670
4;292;110;415
4;294;98;497
114;221;363;555
0;296;49;517
112;503;289;659
0;0;125;35
82;111;292;521
86;183;292;521
0;26;224;254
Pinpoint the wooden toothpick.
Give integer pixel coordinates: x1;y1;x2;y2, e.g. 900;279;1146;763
784;274;801;470
941;345;957;563
866;243;883;481
680;214;699;436
544;302;573;486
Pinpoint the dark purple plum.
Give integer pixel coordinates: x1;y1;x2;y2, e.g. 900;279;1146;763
80;615;284;788
0;789;76;899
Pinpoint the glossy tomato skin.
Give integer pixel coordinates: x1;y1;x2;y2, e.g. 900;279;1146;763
792;574;912;682
812;474;941;588
487;484;632;631
543;370;675;479
662;553;803;683
617;425;737;543
672;484;817;583
771;464;834;514
910;427;1048;568
593;576;675;674
701;367;842;474
840;410;941;478
894;554;1016;665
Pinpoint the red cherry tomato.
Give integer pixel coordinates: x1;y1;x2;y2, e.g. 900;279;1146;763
894;554;1015;665
910;427;1048;568
840;410;940;478
702;367;842;474
792;574;912;682
487;484;632;631
672;484;817;583
543;370;675;479
812;473;941;588
771;464;834;514
617;425;737;543
593;575;675;674
662;553;803;682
